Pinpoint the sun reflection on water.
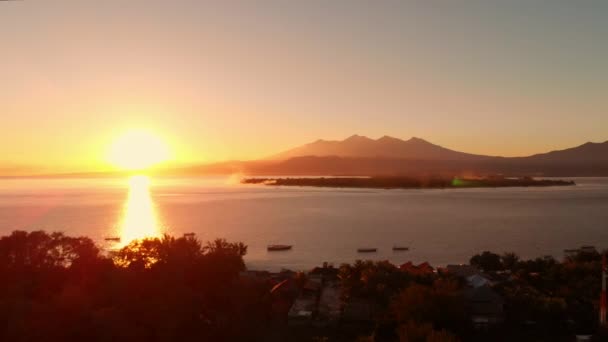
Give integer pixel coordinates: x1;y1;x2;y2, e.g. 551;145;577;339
117;175;162;246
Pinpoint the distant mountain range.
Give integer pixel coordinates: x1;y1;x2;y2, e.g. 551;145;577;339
9;135;606;178
190;135;608;177
271;134;608;162
269;135;491;161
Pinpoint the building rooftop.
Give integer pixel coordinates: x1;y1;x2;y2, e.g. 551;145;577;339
318;283;342;320
288;297;317;319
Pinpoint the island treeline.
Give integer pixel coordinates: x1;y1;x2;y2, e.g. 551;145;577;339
0;230;605;341
242;176;575;189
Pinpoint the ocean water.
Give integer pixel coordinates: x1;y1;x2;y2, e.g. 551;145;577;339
0;176;607;271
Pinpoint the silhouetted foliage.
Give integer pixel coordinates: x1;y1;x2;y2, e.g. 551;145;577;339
0;230;604;341
392;279;468;336
339;260;412;308
243;176;574;189
469;251;503;272
500;252;520;271
0;230;260;341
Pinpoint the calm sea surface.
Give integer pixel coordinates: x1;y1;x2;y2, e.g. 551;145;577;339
1;176;607;271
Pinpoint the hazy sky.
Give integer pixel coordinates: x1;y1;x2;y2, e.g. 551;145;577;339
1;1;607;171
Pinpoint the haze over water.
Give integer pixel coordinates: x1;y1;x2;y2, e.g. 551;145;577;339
1;176;607;271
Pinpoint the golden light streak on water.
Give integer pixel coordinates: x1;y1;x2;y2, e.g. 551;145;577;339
117;175;162;246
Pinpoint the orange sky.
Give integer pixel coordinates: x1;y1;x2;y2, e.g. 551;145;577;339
1;1;607;174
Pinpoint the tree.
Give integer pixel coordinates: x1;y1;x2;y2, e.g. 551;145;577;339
0;230;100;269
470;251;502;272
392;279;467;336
113;237;162;269
204;238;247;257
501;252;520;271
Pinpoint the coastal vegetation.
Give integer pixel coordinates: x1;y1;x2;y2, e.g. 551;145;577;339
242;176;575;189
0;230;605;341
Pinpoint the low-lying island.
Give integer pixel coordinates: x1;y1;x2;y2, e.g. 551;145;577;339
242;176;575;189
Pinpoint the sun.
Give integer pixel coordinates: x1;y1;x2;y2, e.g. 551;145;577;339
108;130;171;170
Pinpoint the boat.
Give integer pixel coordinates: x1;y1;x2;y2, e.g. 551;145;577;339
580;245;597;252
267;245;293;251
104;237;121;242
183;233;196;238
357;248;377;253
392;246;409;251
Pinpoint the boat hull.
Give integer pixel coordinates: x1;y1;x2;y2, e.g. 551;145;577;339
357;248;377;253
267;245;293;251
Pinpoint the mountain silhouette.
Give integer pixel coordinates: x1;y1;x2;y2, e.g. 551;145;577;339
231;136;608;177
270;135;492;161
523;141;608;163
121;136;608;177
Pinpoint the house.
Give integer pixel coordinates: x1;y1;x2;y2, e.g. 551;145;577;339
444;265;503;327
303;277;322;293
467;274;491;288
399;261;434;275
465;285;504;328
288;277;322;327
444;264;494;287
287;297;317;326
315;281;342;327
310;262;339;281
445;264;481;278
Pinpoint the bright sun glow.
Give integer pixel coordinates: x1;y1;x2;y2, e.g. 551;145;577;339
118;175;162;246
108;130;171;170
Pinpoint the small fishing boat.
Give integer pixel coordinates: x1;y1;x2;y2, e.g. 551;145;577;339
392;246;409;251
267;244;293;251
357;248;377;253
104;237;121;242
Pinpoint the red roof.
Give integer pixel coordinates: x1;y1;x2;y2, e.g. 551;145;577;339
400;261;434;275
